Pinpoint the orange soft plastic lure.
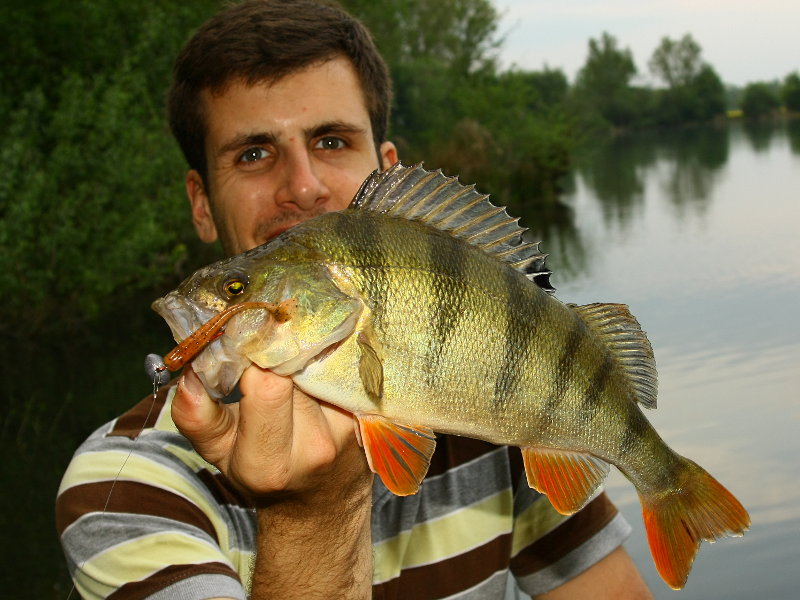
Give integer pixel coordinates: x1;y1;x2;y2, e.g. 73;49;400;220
145;300;295;382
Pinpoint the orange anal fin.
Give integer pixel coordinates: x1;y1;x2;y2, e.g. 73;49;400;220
357;415;436;496
642;461;750;589
521;447;610;515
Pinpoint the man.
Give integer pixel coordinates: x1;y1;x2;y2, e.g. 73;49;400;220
57;1;652;598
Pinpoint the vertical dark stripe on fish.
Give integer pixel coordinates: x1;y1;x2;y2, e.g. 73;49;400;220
334;212;388;328
493;267;532;407
424;231;469;387
541;316;585;423
619;402;650;457
581;353;615;423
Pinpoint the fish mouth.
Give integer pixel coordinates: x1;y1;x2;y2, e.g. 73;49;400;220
152;292;251;398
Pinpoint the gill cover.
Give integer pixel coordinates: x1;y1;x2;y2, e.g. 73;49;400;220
238;263;363;376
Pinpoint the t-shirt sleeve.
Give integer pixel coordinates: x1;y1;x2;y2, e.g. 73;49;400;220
508;461;632;596
56;394;252;599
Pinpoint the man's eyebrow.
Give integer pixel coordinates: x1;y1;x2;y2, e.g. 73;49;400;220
306;121;368;139
217;132;277;157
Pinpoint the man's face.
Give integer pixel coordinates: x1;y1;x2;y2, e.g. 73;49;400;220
186;56;397;255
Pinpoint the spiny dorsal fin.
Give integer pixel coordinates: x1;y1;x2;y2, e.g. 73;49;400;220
570;303;658;409
350;162;554;293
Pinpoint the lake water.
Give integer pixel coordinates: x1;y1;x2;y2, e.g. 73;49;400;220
517;120;799;598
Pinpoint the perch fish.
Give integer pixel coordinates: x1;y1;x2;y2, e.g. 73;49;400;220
152;163;749;589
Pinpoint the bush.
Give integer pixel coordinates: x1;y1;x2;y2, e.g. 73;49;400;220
741;82;781;118
1;2;220;337
782;72;800;112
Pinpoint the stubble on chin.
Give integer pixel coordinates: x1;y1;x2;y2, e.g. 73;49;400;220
251;207;331;246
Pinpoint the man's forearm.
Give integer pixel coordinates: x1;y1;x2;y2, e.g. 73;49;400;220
250;478;373;599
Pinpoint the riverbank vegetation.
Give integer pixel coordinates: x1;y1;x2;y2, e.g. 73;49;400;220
2;0;798;337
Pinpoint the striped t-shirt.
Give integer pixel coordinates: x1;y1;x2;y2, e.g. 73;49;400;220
57;384;631;599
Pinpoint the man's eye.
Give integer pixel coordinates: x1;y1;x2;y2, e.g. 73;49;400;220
239;147;269;163
316;136;346;150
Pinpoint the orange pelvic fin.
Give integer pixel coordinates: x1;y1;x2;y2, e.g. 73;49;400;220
357;414;436;496
162;300;294;371
642;460;750;589
521;447;610;515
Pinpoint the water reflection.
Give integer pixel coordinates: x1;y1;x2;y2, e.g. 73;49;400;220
513;190;588;284
656;126;728;217
787;119;800;154
742;119;776;152
576;126;730;230
574;134;651;229
561;119;800;599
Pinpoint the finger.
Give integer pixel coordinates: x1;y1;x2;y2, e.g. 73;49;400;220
172;365;235;458
230;367;297;489
288;391;368;485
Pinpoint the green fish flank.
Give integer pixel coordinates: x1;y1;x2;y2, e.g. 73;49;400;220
152;162;749;590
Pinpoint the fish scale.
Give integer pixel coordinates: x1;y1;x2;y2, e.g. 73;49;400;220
152;162;749;590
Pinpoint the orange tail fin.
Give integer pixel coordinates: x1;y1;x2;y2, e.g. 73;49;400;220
641;459;750;589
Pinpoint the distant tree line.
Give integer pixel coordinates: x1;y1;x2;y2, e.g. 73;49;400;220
570;31;799;128
2;0;798;335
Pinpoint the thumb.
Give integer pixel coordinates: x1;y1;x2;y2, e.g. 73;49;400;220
172;365;234;449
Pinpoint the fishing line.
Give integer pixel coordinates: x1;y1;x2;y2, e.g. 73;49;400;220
65;369;162;600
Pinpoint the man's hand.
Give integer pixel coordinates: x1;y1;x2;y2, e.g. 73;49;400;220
172;364;373;598
172;364;370;502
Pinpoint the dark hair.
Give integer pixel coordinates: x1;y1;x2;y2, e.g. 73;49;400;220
167;0;392;180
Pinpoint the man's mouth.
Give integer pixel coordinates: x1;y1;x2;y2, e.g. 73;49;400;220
269;223;297;240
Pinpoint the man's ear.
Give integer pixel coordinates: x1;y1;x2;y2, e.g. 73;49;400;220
186;170;218;243
379;141;398;171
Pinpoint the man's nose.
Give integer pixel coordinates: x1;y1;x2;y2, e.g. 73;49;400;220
275;150;329;210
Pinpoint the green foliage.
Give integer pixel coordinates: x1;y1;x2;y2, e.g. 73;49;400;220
690;65;727;118
651;64;726;125
782;72;800;112
741;82;781;118
570;31;725;130
645;35;725;125
4;0;784;340
574;32;639;127
1;1;220;337
649;34;703;88
343;0;501;76
344;0;576;208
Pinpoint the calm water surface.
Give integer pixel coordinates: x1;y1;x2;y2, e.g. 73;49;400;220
531;121;800;598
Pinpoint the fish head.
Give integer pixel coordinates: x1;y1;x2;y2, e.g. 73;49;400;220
153;238;362;397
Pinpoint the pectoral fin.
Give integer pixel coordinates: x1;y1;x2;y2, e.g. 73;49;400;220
357;414;436;496
357;326;384;401
521;447;610;515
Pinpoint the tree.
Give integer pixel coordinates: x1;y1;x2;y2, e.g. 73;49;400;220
741;82;781;118
687;64;726;120
782;72;800;112
342;0;501;76
343;0;577;206
647;34;725;123
574;32;638;127
1;1;220;336
649;34;703;88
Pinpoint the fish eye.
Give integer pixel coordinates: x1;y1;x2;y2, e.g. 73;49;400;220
221;273;249;298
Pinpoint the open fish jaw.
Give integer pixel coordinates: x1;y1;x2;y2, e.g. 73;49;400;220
152;292;250;397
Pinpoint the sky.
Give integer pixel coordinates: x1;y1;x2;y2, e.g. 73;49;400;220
494;0;799;87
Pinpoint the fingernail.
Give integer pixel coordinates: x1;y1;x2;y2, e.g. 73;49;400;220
180;367;205;398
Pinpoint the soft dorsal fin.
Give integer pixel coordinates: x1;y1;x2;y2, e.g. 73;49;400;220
350;162;554;293
571;303;658;409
